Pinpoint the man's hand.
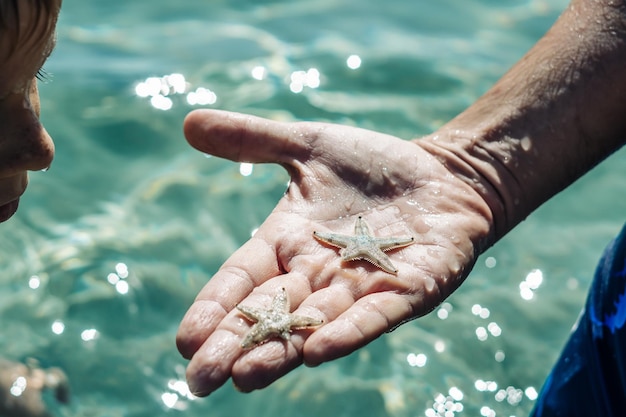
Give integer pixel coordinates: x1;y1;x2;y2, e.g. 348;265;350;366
176;109;492;396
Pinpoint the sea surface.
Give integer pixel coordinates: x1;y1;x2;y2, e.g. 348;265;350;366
1;0;625;416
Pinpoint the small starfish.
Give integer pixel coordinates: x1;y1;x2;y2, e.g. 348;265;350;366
236;287;323;350
313;216;414;274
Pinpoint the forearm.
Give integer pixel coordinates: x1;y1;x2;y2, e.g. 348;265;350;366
418;0;626;242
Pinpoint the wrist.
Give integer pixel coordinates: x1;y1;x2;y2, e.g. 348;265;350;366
415;130;522;244
416;0;626;242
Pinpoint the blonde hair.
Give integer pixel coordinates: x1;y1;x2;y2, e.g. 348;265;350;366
0;0;61;57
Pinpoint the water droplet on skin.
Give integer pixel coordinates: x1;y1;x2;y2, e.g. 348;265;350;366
449;261;461;275
424;277;436;292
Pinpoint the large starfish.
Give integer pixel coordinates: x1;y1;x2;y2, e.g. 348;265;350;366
236;287;323;350
313;216;414;274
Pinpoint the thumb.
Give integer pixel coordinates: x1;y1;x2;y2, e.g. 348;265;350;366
183;109;309;164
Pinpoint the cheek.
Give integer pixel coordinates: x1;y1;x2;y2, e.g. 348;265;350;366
0;172;28;202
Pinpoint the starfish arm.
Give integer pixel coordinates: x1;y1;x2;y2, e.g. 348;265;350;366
236;305;264;322
354;216;373;236
340;245;370;261
376;236;415;251
272;287;290;312
313;231;353;248
289;315;324;329
341;246;399;274
363;254;399;274
241;324;272;349
364;250;399;274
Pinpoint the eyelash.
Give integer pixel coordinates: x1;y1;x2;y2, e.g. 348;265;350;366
35;68;51;82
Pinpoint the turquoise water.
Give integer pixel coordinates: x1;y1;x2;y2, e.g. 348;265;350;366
2;0;626;416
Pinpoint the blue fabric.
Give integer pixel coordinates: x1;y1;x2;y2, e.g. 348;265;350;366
531;223;626;416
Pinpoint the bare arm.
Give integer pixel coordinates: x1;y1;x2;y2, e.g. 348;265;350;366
419;0;626;241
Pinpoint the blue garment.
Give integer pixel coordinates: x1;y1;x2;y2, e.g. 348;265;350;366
532;224;626;416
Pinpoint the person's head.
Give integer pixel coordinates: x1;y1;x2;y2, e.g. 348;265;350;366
0;0;61;222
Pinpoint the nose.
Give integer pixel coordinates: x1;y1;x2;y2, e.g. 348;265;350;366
0;90;55;176
8;120;55;173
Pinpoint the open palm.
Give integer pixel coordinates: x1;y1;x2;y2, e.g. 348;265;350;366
176;109;493;396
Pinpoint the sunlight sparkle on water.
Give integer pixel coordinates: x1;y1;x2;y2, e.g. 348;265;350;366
434;340;446;352
107;273;120;285
476;326;488;341
251;65;267;80
449;387;463;401
186;87;217;105
471;304;490;319
289;68;320;93
28;275;40;289
165;73;187;93
115;262;129;278
525;386;538;400
161;378;196;410
437;302;453;320
81;328;99;342
115;280;129;295
161;392;179;409
475;379;498;392
135;73;218;110
480;406;496;417
526;269;543;288
487;322;502;337
135;74;188;97
168;379;196;399
346;54;362;69
150;95;173;111
135;77;164;97
239;162;254;177
520;269;544;300
424;389;464;416
107;263;130;294
9;376;27;397
495;386;523;405
407;352;427;367
51;320;65;335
